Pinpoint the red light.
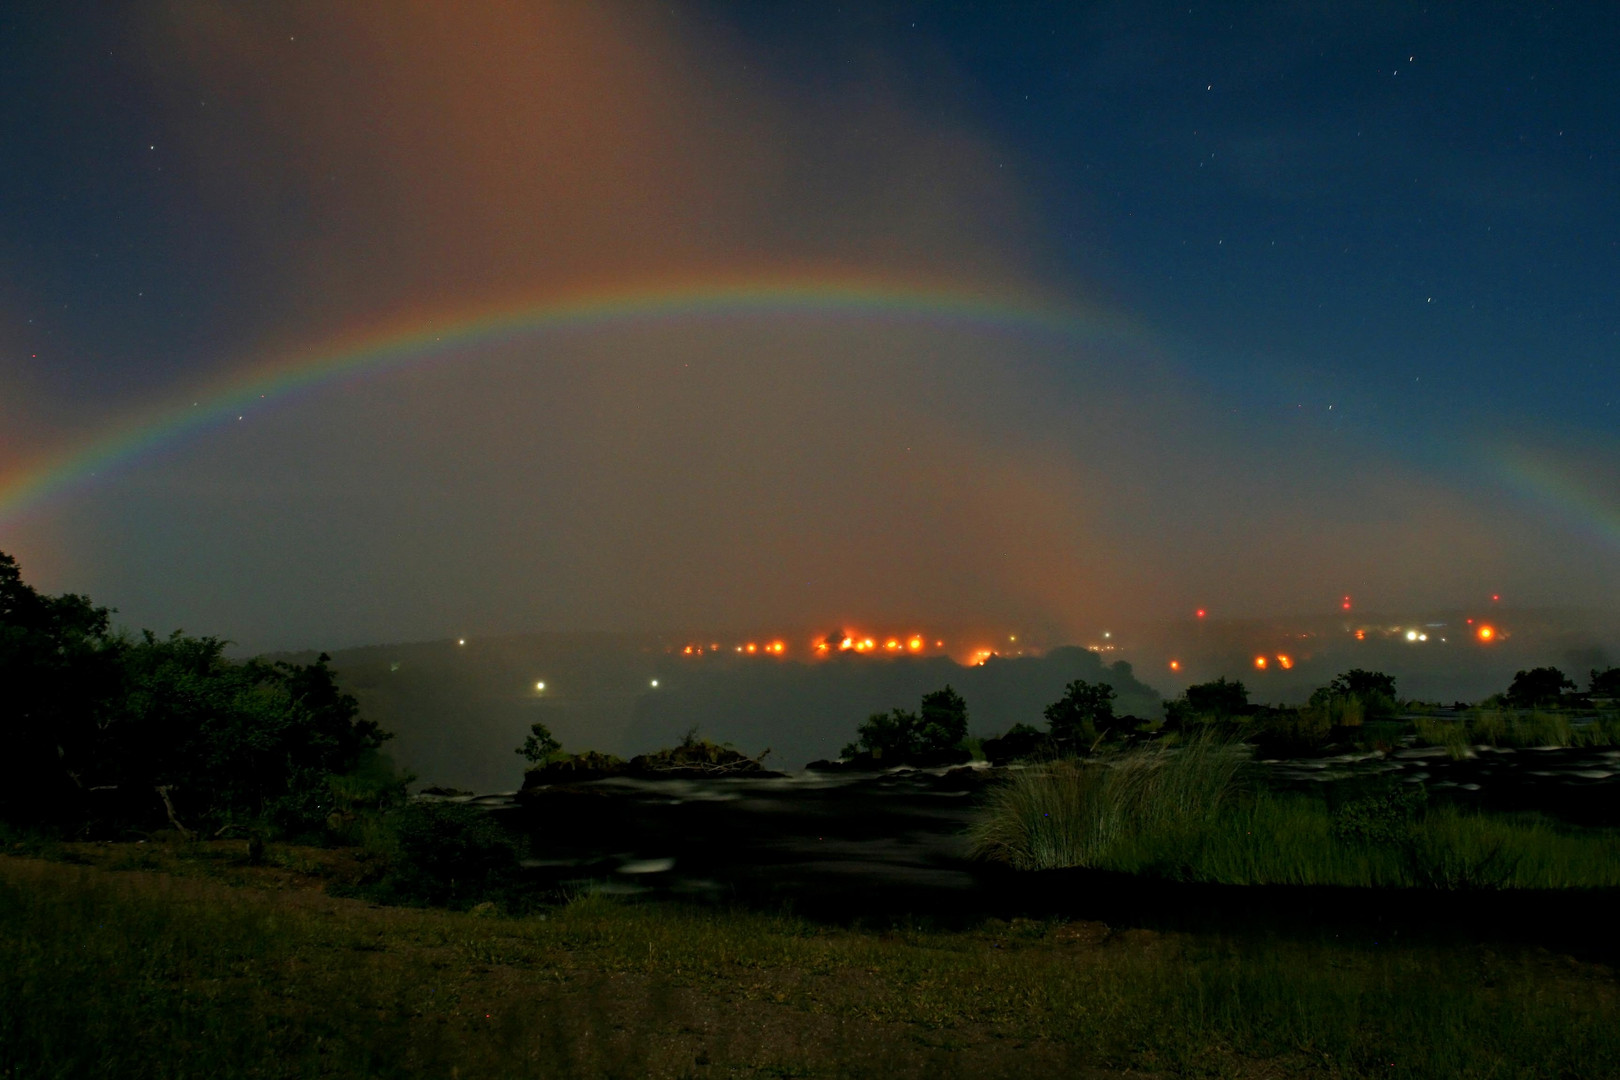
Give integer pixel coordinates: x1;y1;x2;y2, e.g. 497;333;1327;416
1341;595;1352;611
1492;594;1500;602
1196;608;1206;619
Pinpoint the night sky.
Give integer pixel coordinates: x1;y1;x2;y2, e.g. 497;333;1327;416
2;2;1617;653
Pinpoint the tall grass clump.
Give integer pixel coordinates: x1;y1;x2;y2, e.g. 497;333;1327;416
1413;715;1473;758
970;734;1247;871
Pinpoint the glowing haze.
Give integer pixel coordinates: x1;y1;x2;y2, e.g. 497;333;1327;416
2;3;1617;653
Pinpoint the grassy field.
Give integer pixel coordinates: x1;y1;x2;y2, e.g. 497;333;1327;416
2;844;1619;1079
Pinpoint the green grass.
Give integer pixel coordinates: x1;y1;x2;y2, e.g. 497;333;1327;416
969;734;1245;871
970;742;1620;888
2;855;1618;1078
1414;708;1620;754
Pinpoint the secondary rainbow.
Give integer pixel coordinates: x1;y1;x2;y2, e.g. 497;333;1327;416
0;276;1134;523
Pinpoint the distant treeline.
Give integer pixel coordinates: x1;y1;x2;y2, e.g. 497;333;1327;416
0;551;398;836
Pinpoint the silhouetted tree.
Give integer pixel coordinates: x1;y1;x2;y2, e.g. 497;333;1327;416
0;551;125;822
0;549;392;834
1308;669;1398;719
1590;667;1620;698
917;685;969;751
842;686;971;760
1505;667;1575;708
516;721;562;764
1043;679;1116;749
1165;676;1250;728
844;707;920;760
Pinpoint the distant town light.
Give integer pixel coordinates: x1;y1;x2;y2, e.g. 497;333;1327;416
458;639;466;646
535;681;545;691
650;679;659;688
1477;625;1496;642
1169;659;1181;672
1254;656;1267;669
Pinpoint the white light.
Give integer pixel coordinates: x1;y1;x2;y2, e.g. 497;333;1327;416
1103;631;1111;639
535;681;545;691
1418;634;1428;642
458;639;466;646
650;679;659;688
1405;630;1418;641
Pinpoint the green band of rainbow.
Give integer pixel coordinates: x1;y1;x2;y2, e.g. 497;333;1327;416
0;276;1132;523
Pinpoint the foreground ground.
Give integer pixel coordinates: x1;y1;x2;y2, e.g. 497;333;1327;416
2;841;1617;1079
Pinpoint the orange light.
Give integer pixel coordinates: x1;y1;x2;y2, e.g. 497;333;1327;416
746;643;757;653
935;640;944;647
683;645;693;655
769;641;785;654
839;637;854;651
1277;654;1293;669
710;643;719;651
908;636;923;651
1477;625;1495;642
1254;656;1268;670
883;639;899;651
1354;629;1366;640
816;641;829;652
1169;660;1181;672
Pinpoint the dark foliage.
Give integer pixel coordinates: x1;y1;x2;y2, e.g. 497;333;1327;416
0;549;393;834
1331;783;1428;845
1043;679;1117;749
1164;676;1251;729
371;802;523;908
841;685;972;763
1308;668;1399;722
1589;667;1620;698
980;722;1053;764
1506;667;1576;708
917;686;969;751
516;720;562;764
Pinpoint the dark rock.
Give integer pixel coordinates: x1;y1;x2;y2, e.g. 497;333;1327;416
519;751;629;790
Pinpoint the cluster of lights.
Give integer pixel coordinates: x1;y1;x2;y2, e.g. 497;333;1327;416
814;632;933;655
1252;653;1295;671
680;640;786;656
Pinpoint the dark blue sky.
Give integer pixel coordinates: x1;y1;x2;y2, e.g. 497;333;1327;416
2;3;1616;650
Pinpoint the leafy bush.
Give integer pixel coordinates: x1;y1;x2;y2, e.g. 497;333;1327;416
1331;783;1427;845
371;802;524;909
